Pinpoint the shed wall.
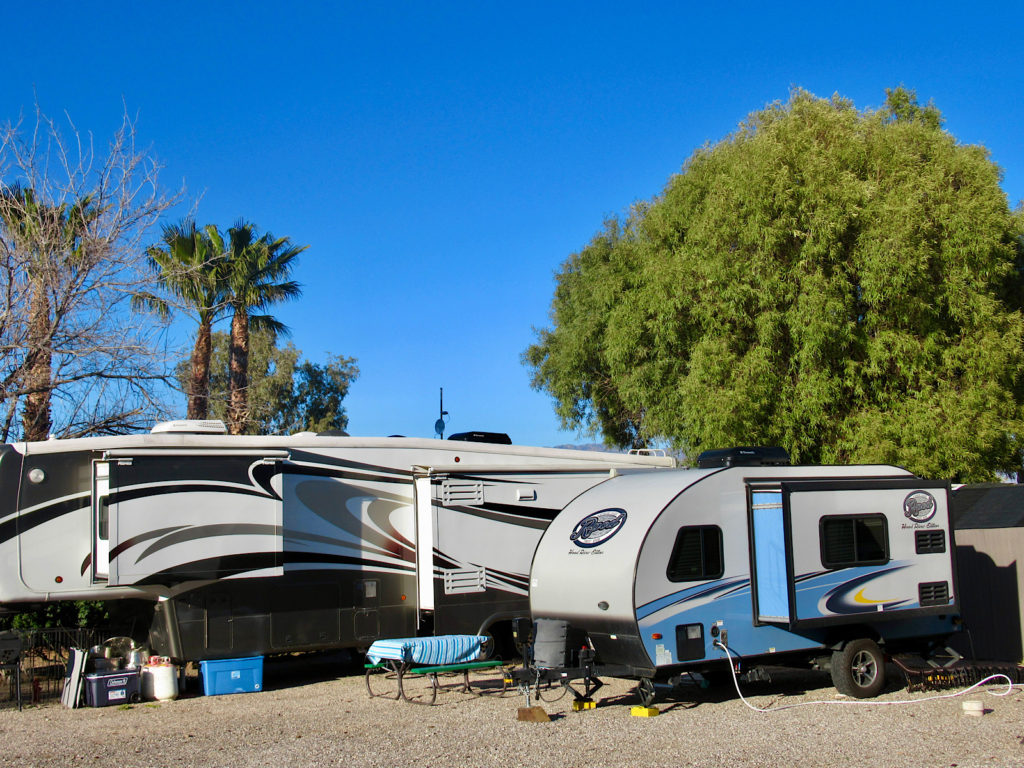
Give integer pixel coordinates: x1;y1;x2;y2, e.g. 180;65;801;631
952;529;1024;663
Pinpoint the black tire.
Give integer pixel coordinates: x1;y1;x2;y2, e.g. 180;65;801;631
480;622;516;661
479;630;497;660
831;638;886;698
636;677;656;708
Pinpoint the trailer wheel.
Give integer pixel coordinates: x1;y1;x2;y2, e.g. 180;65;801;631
480;622;516;660
636;677;656;708
831;639;885;698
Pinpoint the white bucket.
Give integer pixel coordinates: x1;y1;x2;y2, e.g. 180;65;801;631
141;664;179;701
962;700;984;716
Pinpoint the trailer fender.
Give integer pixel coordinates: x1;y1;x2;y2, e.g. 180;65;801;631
824;624;882;651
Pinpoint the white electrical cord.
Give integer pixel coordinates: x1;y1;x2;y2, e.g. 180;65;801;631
711;640;1018;713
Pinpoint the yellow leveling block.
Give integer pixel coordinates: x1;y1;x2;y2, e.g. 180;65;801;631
630;706;660;717
517;706;550;722
572;699;597;711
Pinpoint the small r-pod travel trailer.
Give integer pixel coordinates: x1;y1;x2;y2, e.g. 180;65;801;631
527;449;959;699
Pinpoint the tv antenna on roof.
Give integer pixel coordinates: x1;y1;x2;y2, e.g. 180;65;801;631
434;387;449;439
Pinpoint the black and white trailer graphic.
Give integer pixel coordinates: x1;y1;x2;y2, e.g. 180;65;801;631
0;423;672;661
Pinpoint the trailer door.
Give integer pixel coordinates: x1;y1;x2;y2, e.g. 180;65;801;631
414;474;436;614
749;488;791;623
92;460;110;581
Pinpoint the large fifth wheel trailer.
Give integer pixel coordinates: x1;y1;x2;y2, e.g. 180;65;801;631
0;421;673;661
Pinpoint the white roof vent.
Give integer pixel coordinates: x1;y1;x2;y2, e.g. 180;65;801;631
150;420;228;435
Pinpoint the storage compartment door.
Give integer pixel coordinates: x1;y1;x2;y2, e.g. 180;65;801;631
750;489;791;623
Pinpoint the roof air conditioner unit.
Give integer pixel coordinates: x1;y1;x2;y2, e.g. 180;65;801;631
150;420;228;435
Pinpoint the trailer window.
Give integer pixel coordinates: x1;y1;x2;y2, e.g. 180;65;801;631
667;526;723;582
819;515;888;568
97;497;109;541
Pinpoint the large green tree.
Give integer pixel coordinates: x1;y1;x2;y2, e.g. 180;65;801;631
526;88;1024;482
180;329;358;435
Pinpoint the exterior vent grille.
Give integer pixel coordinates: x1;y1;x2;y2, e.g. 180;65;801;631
919;581;950;607
915;529;946;554
442;481;484;505
442;566;487;595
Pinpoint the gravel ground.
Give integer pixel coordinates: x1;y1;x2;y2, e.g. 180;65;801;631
2;659;1023;768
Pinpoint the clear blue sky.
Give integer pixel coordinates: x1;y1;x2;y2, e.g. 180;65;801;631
3;2;1022;446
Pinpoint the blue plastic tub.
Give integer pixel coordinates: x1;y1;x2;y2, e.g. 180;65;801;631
199;656;263;696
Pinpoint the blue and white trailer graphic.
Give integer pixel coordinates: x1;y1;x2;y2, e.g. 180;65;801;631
528;461;958;698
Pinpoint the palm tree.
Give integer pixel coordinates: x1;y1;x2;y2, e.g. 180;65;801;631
138;219;227;420
222;221;304;434
0;184;98;440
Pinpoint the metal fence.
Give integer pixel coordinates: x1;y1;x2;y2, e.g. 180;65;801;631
0;627;132;709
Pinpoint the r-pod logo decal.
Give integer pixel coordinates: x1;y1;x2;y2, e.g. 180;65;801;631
569;508;627;548
903;490;937;523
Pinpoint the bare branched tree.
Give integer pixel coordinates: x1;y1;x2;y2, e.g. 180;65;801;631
0;102;182;441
